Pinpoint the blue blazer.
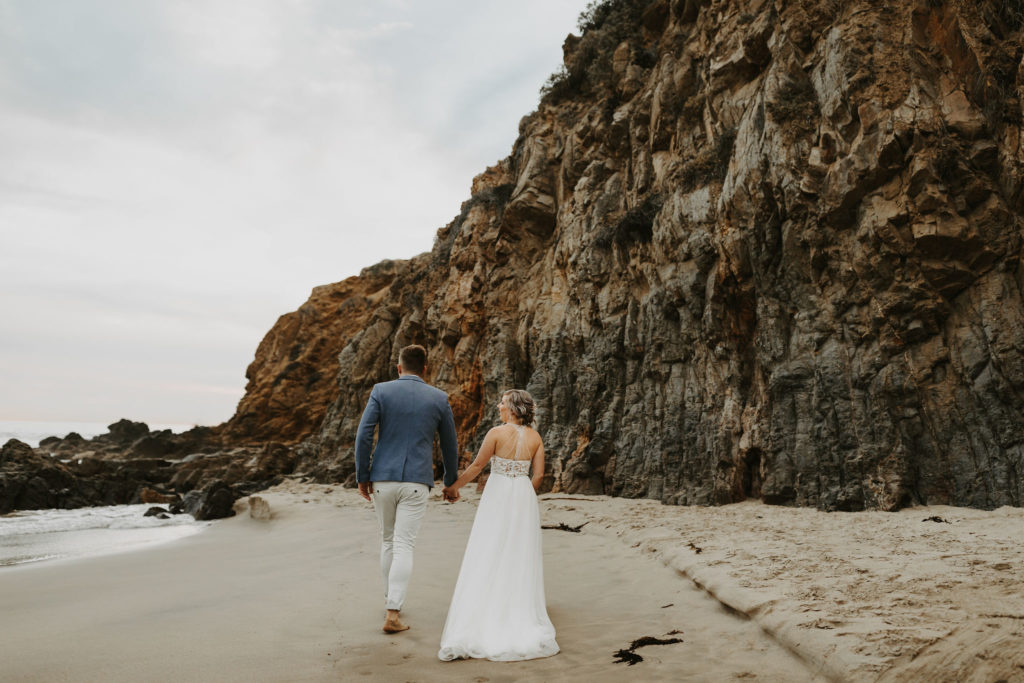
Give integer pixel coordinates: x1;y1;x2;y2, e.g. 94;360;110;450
355;374;459;488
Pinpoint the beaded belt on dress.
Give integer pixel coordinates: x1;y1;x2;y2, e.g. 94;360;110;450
491;458;530;478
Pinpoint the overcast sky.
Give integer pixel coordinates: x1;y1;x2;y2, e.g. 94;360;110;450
0;0;589;426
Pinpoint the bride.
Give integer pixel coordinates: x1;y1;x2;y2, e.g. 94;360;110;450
437;389;559;662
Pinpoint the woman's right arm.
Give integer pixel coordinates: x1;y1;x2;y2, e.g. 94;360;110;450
447;428;498;493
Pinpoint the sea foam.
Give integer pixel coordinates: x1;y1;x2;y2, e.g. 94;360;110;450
0;504;209;568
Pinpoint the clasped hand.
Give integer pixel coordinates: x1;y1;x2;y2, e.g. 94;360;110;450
442;486;460;503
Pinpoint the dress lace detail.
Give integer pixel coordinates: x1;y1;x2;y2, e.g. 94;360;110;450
491;457;530;478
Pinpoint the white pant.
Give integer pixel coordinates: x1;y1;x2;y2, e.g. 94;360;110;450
372;481;429;611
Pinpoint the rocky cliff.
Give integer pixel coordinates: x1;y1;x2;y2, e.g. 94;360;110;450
284;0;1023;511
28;0;1019;514
218;261;404;445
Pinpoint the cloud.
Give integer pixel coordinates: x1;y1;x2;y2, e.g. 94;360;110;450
0;0;588;424
161;1;288;70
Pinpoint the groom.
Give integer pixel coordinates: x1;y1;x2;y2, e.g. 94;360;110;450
355;344;460;633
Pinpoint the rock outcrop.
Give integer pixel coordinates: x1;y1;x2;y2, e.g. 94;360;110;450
0;436;181;513
217;261;405;444
1;439;84;513
282;0;1023;510
1;421;292;513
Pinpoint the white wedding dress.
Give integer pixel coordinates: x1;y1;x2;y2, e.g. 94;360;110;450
438;426;559;662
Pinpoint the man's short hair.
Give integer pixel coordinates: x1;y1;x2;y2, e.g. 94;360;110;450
399;344;427;375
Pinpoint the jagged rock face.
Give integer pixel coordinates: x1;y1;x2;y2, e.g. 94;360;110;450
253;0;1024;510
218;262;404;444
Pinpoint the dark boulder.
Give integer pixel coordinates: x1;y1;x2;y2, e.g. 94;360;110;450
143;506;169;517
181;479;237;520
69;456;109;477
128;431;182;458
1;439;34;463
104;419;150;444
48;432;88;456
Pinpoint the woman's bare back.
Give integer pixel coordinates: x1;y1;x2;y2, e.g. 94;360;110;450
492;424;540;461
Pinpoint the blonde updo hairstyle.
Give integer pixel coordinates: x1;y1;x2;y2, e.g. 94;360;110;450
502;389;536;427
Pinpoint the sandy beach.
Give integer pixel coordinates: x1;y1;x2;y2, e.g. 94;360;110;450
542;496;1024;682
1;482;1021;682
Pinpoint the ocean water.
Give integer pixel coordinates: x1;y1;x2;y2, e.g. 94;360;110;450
0;504;209;568
0;420;195;448
0;421;207;568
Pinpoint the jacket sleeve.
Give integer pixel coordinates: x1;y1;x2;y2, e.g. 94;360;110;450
438;399;459;487
355;386;381;483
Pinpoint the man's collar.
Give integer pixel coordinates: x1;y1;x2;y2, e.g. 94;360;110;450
398;374;425;383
